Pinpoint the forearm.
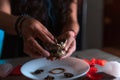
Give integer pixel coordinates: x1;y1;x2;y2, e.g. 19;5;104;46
62;0;80;36
0;11;18;35
0;0;18;35
62;21;79;36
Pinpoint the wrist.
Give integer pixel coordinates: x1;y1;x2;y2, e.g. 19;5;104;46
62;30;77;38
14;16;27;37
62;24;79;38
67;30;77;38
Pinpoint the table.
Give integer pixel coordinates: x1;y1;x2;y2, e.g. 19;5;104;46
1;49;120;80
102;47;120;57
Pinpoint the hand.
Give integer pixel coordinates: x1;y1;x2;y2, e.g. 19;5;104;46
57;31;76;59
21;17;55;58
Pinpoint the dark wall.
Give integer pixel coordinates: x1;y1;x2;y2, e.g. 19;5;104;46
76;0;83;50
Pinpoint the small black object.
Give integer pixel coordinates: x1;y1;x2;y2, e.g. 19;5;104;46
31;69;44;75
44;75;55;80
64;72;74;78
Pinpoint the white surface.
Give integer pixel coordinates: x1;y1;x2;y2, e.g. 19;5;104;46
21;57;90;80
102;61;120;78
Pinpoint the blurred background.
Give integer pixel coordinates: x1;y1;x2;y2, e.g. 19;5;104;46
0;0;120;58
79;0;120;57
80;0;120;52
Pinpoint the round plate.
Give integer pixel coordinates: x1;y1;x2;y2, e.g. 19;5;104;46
21;57;90;80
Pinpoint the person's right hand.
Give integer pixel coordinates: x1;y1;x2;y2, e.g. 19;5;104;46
20;17;55;58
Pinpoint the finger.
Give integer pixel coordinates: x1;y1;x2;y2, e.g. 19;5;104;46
61;40;76;59
26;37;50;57
64;37;74;51
35;26;55;44
25;50;41;58
37;31;55;44
43;28;55;40
38;26;55;40
47;56;57;61
23;43;42;58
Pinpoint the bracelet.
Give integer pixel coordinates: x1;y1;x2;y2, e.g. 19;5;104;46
15;16;26;37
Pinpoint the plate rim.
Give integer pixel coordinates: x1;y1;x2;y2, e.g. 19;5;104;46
21;57;90;80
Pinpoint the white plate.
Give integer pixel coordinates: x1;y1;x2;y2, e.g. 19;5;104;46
21;57;90;80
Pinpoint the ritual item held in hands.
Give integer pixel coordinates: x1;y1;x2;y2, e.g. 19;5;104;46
47;39;67;58
36;38;67;58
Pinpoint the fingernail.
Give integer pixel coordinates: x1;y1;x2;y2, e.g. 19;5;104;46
44;51;50;57
65;48;68;51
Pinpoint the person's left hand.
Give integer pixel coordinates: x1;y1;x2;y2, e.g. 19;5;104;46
57;30;76;59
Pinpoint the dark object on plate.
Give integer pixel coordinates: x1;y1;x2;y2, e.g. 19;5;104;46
44;75;55;80
64;72;74;78
31;69;44;75
49;68;65;74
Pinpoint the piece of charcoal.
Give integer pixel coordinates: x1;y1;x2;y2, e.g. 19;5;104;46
44;75;55;80
64;72;74;78
31;69;44;75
